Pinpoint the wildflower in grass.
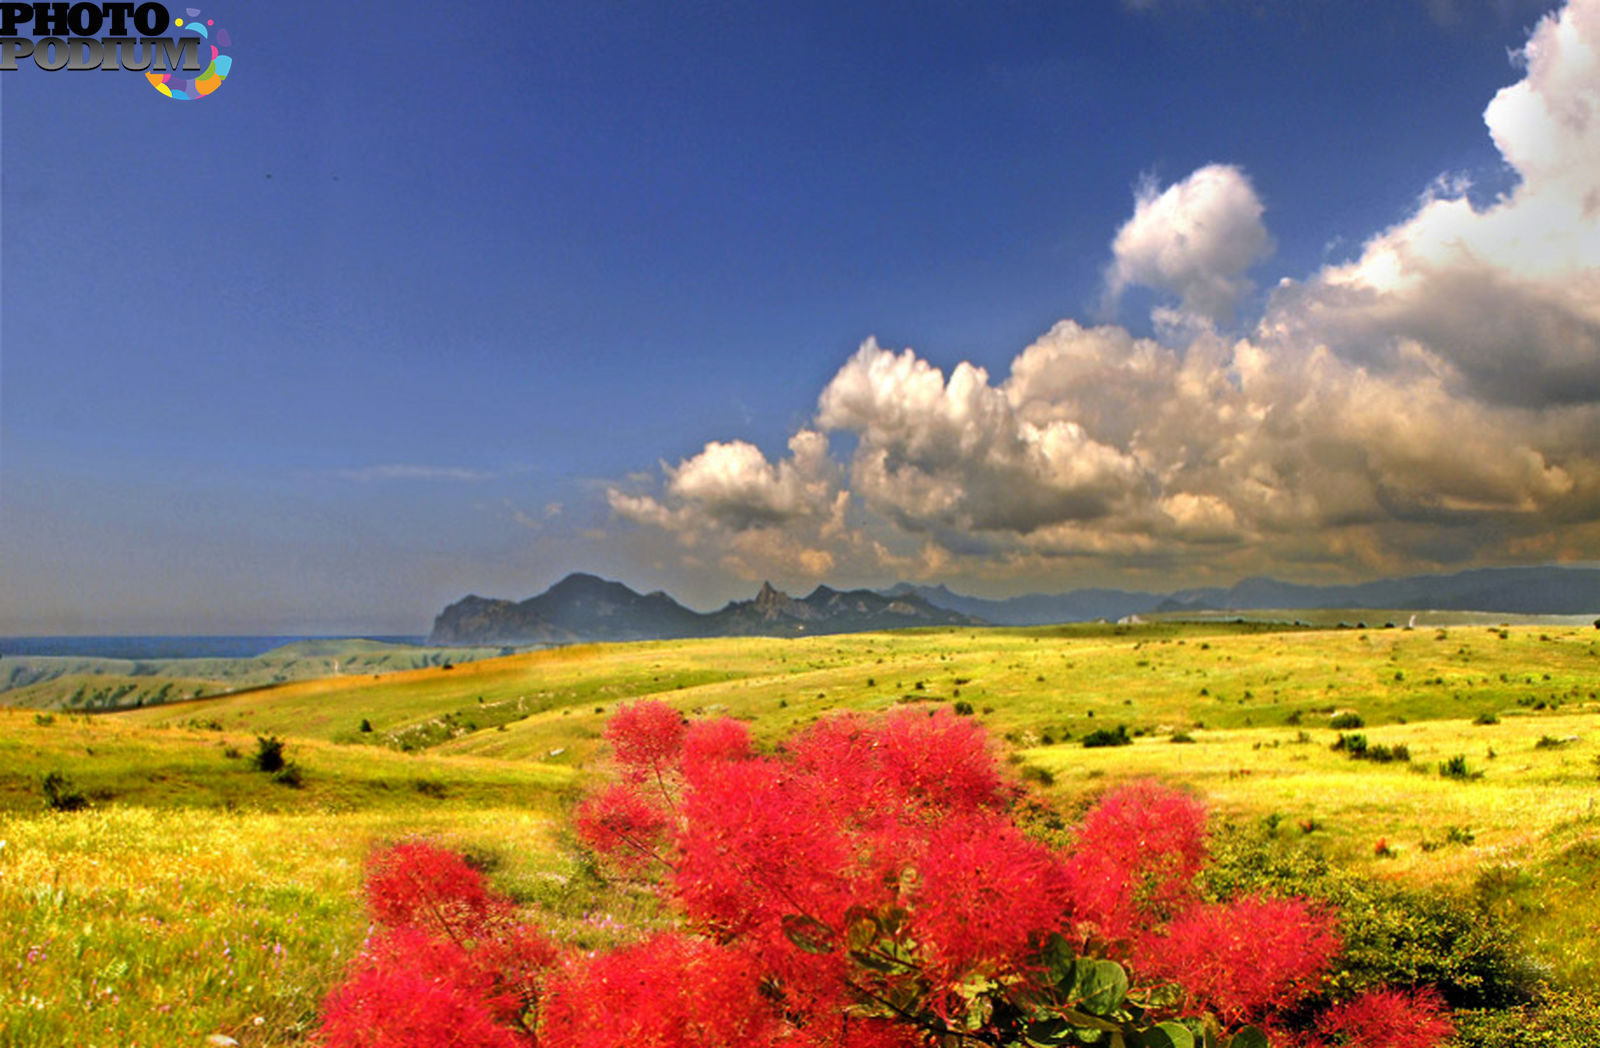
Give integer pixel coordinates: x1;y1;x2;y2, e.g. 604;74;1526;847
1314;987;1455;1047
1136;894;1341;1025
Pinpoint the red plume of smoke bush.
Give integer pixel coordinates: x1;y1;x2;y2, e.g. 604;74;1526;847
318;700;1456;1048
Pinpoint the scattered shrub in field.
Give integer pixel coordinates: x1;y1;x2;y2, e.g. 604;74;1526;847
1473;712;1500;725
1367;743;1410;763
1333;734;1410;764
251;735;287;773
1081;724;1132;748
1203;824;1535;1010
320;702;1463;1048
1454;987;1600;1047
1018;763;1055;786
1534;735;1575;749
1439;754;1477;780
951;699;974;716
1332;733;1368;756
272;762;304;788
1170;730;1196;743
1330;712;1365;730
359;718;373;733
41;770;87;811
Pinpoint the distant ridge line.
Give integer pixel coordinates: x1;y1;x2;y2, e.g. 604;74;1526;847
428;566;1600;645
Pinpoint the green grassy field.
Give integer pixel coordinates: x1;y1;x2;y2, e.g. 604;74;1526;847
4;622;1599;1045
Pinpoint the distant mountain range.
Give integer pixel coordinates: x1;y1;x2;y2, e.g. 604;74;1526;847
892;566;1600;624
428;566;1600;645
881;582;1161;626
427;573;982;645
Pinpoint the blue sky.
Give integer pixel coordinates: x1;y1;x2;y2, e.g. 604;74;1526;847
3;0;1597;633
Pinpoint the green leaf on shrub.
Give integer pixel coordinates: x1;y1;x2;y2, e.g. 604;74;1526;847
844;913;880;953
1132;1023;1195;1048
781;914;834;954
1077;959;1130;1015
1039;931;1077;981
1024;1018;1075;1045
1227;1028;1269;1048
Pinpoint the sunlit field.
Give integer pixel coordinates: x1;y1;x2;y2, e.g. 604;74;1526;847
4;622;1598;1044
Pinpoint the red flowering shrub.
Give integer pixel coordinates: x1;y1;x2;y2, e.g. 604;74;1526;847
1314;987;1455;1048
909;811;1073;982
540;933;782;1048
320;841;557;1047
320;704;1461;1048
1063;778;1208;946
365;840;507;940
571;782;673;872
1136;894;1343;1024
319;959;531;1048
679;715;751;775
606;700;688;782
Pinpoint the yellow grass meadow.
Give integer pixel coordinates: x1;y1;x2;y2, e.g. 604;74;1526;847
3;622;1598;1044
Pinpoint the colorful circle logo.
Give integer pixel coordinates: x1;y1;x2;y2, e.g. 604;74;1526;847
147;7;230;100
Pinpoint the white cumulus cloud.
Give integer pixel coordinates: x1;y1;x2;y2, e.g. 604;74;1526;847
1106;164;1273;325
605;1;1600;589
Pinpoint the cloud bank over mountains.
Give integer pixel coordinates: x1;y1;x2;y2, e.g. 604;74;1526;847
609;0;1600;591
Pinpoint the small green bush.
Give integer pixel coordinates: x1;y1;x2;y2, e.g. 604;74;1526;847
1332;732;1368;755
251;735;287;773
1454;989;1600;1047
1366;743;1410;763
1330;712;1365;730
1473;712;1500;726
1017;764;1054;787
1439;754;1477;780
42;770;88;812
1081;724;1132;748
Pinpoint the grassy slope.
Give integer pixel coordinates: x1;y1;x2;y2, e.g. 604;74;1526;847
0;639;510;711
0;709;583;1047
8;622;1600;1044
0;709;575;814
